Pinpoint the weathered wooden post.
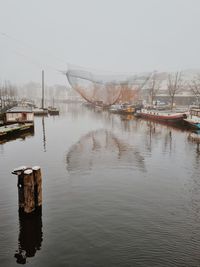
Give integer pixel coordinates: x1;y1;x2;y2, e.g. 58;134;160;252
12;166;27;211
12;166;42;214
23;169;35;213
32;166;42;208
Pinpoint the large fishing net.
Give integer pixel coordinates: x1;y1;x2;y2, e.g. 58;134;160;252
66;66;152;107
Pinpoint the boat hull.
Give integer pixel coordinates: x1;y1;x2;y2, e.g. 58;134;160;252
0;123;34;140
136;111;186;123
184;119;200;129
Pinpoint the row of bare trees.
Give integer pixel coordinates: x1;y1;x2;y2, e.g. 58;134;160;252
147;72;200;109
0;81;18;109
188;75;200;107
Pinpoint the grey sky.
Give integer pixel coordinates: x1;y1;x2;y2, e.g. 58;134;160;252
0;0;200;85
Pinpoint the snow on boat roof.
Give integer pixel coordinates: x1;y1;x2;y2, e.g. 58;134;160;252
6;106;33;113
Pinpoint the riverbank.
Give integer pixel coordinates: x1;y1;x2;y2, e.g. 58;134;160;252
0;103;200;267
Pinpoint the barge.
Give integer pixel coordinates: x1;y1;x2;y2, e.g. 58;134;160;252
135;109;187;123
0;123;34;140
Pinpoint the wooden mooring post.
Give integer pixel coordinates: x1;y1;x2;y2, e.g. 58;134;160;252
12;166;42;214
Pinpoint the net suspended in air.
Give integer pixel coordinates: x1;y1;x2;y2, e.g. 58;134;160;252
66;66;152;107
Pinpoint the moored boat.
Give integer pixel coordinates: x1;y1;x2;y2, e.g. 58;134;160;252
109;103;135;114
48;107;60;115
184;108;200;129
135;109;187;123
0;123;34;140
109;104;123;113
33;108;48;116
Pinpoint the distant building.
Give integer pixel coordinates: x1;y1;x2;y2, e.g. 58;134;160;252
156;93;196;106
5;107;34;124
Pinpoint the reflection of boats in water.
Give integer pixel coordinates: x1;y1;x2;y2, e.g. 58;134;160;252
66;129;145;173
0;123;34;139
0;125;34;144
188;132;200;153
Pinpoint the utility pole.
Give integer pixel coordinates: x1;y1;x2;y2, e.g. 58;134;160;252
42;70;44;109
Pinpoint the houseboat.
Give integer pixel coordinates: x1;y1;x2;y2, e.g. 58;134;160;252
4;107;34;124
135;109;187;123
0;107;34;141
184;108;200;130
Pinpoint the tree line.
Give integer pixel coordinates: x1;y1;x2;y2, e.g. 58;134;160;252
146;72;200;109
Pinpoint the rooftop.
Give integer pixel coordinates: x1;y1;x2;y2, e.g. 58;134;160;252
6;106;33;113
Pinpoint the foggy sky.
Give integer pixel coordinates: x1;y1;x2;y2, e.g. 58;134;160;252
0;0;200;85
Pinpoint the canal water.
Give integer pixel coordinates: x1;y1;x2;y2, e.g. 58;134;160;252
0;103;200;267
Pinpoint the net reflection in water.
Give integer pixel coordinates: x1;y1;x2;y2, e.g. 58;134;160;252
66;129;145;174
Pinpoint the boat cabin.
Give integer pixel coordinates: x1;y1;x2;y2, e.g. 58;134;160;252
190;108;200;117
4;107;34;124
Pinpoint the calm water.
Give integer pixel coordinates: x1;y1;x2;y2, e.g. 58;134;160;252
1;104;200;267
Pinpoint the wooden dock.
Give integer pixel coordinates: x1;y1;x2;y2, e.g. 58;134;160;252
0;123;34;139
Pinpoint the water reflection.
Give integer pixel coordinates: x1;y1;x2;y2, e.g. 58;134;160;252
0;131;34;146
66;129;145;173
2;103;200;266
187;132;200;155
14;211;43;264
42;117;47;152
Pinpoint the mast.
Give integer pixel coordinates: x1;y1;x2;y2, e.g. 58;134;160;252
42;70;44;109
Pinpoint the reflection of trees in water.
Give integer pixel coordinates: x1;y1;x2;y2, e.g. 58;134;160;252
139;120;162;153
182;136;200;262
14;211;43;264
188;134;200;155
138;120;180;154
66;129;145;173
183;153;200;262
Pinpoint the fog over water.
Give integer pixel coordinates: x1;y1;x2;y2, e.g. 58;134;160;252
1;1;200;266
0;104;200;266
1;0;200;85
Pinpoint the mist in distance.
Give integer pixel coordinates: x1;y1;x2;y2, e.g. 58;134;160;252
0;0;200;86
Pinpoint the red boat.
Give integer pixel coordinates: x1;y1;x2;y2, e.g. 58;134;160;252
135;109;187;123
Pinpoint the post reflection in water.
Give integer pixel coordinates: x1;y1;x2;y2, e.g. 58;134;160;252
14;211;43;265
1;103;200;266
42;117;47;152
66;128;145;173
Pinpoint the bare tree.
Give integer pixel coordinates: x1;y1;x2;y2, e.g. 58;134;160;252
167;72;182;110
0;83;3;109
189;74;200;107
148;72;161;106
